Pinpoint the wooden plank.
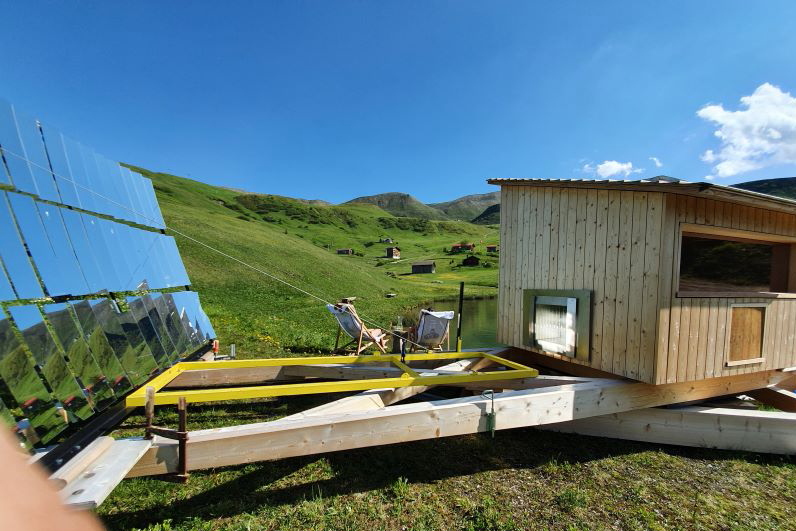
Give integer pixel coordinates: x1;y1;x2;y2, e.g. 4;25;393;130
656;194;677;384
601;191;621;373
545;406;796;455
747;386;796;413
497;187;510;343
612;191;635;377
49;436;115;490
127;370;795;477
548;189;562;289
63;439;152;509
624;192;647;379
591;190;610;368
564;190;578;289
676;196;695;383
639;193;663;383
504;187;518;345
516;187;531;346
573;190;587;289
704;300;719;378
165;366;286;388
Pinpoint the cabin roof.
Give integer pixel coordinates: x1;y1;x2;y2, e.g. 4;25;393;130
412;260;436;266
486;176;796;214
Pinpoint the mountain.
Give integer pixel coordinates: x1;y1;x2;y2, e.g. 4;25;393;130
429;191;500;221
472;203;501;225
345;192;450;220
732;177;796;199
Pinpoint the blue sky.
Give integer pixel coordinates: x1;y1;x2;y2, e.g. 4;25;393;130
2;1;796;203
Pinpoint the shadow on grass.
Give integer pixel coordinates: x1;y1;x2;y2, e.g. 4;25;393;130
100;417;794;531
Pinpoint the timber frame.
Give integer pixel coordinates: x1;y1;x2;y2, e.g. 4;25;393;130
39;348;796;510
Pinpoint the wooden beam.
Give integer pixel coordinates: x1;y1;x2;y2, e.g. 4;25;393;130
164;366;286;388
128;369;791;477
747;386;796;413
544;406;796;455
504;347;625;379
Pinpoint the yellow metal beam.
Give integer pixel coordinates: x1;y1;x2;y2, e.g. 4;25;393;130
124;351;540;407
126;368;539;406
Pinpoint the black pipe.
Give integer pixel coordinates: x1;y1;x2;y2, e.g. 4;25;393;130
456;282;464;351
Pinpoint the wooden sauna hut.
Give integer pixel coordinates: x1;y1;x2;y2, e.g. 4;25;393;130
488;176;796;385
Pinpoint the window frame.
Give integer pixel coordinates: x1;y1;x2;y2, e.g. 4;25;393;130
675;223;796;299
522;289;591;362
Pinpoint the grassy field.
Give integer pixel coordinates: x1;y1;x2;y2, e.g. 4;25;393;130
97;168;796;531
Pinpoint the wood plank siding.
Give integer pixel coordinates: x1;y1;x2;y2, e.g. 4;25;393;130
497;184;796;385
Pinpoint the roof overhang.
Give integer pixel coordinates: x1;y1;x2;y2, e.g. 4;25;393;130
486;178;796;214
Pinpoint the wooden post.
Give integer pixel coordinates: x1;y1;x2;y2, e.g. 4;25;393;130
456;282;464;352
144;386;155;440
334;327;341;353
176;397;188;482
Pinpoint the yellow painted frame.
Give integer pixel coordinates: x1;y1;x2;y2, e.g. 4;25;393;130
125;352;538;407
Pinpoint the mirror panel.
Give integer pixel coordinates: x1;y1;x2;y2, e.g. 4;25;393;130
12;109;60;202
0;193;44;300
39;124;81;208
121;297;169;367
141;294;178;363
89;298;157;385
0;101;33;190
70;301;133;395
6;305;92;421
43;302;116;411
0;309;65;444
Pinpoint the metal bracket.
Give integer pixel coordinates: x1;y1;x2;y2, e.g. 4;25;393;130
144;390;189;483
481;389;496;438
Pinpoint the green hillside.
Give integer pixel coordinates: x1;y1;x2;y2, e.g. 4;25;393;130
430;191;500;221
733;176;796;199
125;165;498;357
345;192;450;220
473;203;501;225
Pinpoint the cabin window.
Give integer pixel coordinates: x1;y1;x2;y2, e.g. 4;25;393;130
726;304;766;366
523;289;591;361
678;228;795;296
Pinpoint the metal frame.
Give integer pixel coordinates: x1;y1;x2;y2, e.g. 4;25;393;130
125;352;539;407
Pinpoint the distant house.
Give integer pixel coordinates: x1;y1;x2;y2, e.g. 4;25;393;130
380;237;394;243
462;255;480;267
386;247;401;259
337;248;354;255
486;245;499;253
412;260;436;274
450;243;476;253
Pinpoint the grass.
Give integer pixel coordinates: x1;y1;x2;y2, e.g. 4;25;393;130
97;167;796;530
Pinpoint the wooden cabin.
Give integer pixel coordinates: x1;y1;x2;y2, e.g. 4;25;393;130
412;260;436;274
450;243;476;253
386;247;401;259
462;255;480;267
489;176;796;385
337;248;354;255
486;244;499;253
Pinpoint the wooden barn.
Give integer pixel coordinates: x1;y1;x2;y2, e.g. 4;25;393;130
462;255;480;267
337;248;354;255
386;247;401;259
489;176;796;385
412;260;436;274
450;243;476;253
486;244;499;253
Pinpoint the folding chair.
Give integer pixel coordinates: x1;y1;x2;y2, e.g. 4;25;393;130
326;302;389;354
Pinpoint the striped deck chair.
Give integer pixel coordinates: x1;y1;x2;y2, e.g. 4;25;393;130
326;303;388;354
410;309;454;352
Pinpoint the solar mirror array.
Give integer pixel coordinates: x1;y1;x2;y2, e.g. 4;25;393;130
0;100;215;447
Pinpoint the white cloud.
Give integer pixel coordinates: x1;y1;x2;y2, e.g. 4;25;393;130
649;156;663;168
593;160;641;178
581;163;595;173
697;83;796;178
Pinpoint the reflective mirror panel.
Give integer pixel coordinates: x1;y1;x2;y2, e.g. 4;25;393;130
0;267;14;302
140;177;165;229
122;297;170;367
89;299;158;384
13;109;60;202
141;294;178;363
70;301;133;394
39;124;81;208
60;134;97;213
0;193;44;301
158;293;192;358
0;100;33;190
60;209;106;294
6;305;92;422
0;309;65;444
43;303;116;411
7;194;89;297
